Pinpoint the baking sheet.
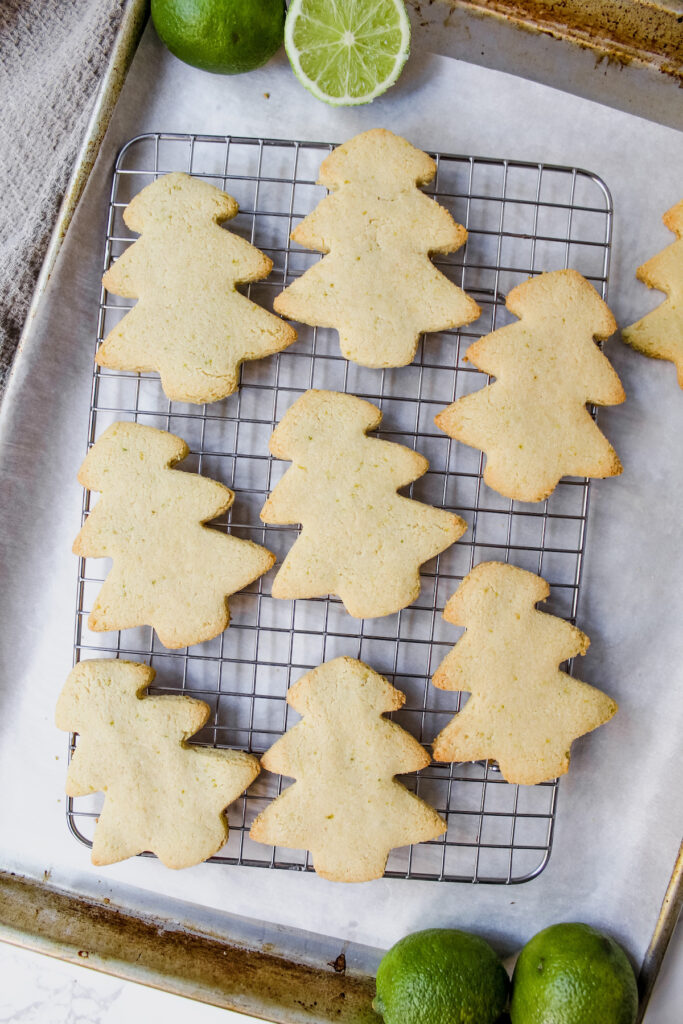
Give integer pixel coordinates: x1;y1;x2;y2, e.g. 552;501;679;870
1;24;682;963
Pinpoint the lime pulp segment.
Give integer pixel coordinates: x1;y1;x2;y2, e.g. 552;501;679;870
285;0;411;106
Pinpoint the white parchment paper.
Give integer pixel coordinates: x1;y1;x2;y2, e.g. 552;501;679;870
0;25;681;965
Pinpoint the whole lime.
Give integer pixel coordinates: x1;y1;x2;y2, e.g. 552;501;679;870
373;928;509;1024
151;0;285;75
510;923;638;1024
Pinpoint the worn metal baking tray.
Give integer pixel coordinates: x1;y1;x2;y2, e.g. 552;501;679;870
1;2;681;1021
409;0;683;130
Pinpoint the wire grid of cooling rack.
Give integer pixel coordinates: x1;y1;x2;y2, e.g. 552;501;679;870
69;132;613;884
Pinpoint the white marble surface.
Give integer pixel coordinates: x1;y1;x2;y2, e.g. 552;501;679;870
2;924;681;1022
0;941;259;1023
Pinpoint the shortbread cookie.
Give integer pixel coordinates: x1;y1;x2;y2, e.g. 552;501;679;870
56;660;259;868
97;172;297;403
432;562;618;785
435;269;625;502
250;657;446;882
274;129;480;367
74;421;274;648
622;199;683;387
260;390;466;617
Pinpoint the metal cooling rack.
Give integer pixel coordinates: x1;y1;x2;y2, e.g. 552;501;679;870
69;132;613;884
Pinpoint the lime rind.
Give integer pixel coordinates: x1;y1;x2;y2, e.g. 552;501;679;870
284;0;411;106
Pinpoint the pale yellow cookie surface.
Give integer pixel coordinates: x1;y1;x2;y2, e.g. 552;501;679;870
261;390;466;618
622;199;683;387
274;129;480;367
435;269;625;502
74;421;275;648
432;562;617;785
98;172;296;403
56;660;259;868
249;657;446;882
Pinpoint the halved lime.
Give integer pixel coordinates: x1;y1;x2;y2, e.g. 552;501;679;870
284;0;411;106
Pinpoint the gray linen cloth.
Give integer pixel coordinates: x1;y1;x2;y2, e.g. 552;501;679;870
0;0;128;391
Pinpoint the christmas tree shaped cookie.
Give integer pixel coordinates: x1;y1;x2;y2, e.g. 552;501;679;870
431;562;618;785
74;421;274;648
435;269;625;502
98;172;297;403
273;129;480;367
56;660;259;867
261;390;466;617
250;657;446;881
622;200;683;387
